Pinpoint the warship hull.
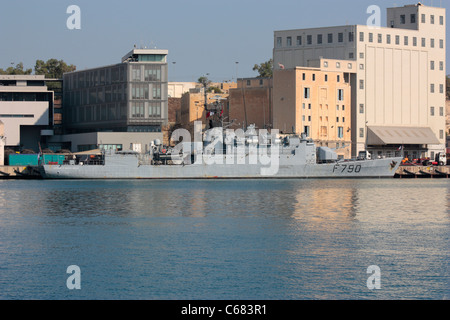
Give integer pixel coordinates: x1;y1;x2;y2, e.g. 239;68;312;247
41;153;402;179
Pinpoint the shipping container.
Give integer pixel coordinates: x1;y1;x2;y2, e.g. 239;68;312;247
9;154;39;166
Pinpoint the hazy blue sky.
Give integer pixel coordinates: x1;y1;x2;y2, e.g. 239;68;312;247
0;0;449;82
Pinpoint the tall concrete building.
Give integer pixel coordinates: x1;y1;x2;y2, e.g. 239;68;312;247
52;48;167;152
273;3;445;159
0;75;54;151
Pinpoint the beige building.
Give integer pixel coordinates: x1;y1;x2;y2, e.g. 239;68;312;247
273;3;446;159
179;90;229;134
273;59;353;159
227;78;273;130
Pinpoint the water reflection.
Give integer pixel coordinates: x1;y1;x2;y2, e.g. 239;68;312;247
0;179;448;299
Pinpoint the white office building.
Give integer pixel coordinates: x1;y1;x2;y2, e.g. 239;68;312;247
273;3;446;159
0;75;54;151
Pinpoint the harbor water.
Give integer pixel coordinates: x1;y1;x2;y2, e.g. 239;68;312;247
0;179;448;300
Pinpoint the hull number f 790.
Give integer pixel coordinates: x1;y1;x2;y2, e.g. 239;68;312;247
333;163;362;173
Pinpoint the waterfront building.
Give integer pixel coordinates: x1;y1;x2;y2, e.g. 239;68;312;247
0;75;54;151
51;48;167;152
273;59;353;159
227;78;273;131
273;3;445;159
179;88;229;135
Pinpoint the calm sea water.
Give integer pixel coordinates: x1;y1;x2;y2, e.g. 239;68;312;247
0;178;448;300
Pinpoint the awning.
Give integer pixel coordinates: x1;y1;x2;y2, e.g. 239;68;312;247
367;126;440;145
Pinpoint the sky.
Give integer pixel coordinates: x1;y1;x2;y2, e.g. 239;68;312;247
0;0;449;82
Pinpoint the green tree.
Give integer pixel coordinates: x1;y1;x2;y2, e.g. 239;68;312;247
197;76;211;87
0;62;32;75
34;59;76;79
252;59;273;78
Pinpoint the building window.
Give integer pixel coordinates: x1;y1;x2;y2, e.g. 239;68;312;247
337;75;340;82
360;64;364;70
342;117;345;122
378;34;382;43
440;130;444;139
359;104;364;114
360;128;364;138
308;103;311;109
421;14;426;23
431;61;435;70
359;32;364;42
422;38;426;47
338;127;344;138
246;80;251;86
336;105;339;111
337;89;344;101
431;15;435;24
287;36;292;46
131;102;145;118
440;106;444;116
359;80;364;89
431;84;435;93
302;103;305;109
132;65;141;81
328;33;333;43
440;84;444;94
312;74;316;81
308;115;311;121
317;34;323;44
395;35;400;45
440;61;444;70
304;126;310;137
276;37;282;47
440;16;444;25
325;74;328;82
338;32;344;43
411;14;416;23
387;34;391;44
132;83;149;100
400;15;406;24
369;33;373;42
296;36;302;46
336;62;341;68
431;38;435;48
302;115;305;121
302;73;306;80
304;87;310;99
413;37;417;46
430;106;435;116
440;39;444;49
307;35;312;45
349;52;354;59
349;32;354;42
404;36;408;46
336;117;339;123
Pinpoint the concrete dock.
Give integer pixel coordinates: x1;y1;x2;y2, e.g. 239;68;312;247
0;165;42;179
395;165;450;178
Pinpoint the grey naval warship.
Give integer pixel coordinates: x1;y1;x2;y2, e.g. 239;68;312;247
40;125;402;179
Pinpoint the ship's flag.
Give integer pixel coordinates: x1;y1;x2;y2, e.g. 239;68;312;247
278;63;285;69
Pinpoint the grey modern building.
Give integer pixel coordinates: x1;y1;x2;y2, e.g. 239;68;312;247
0;75;55;151
51;48;168;152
